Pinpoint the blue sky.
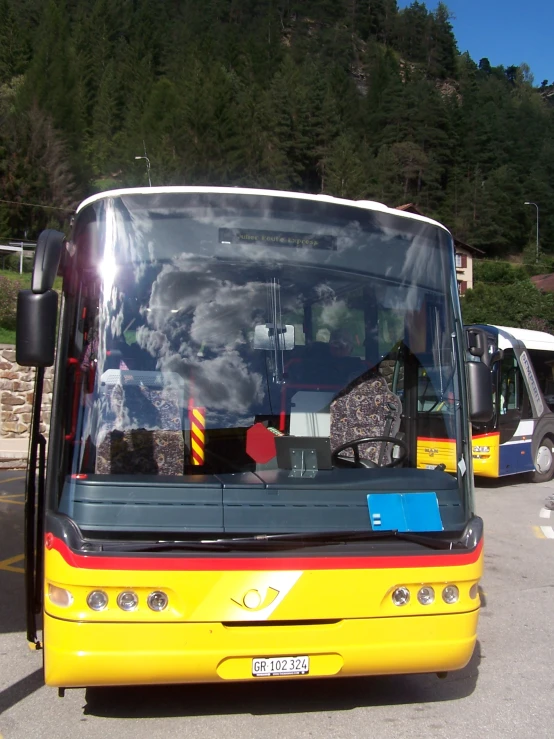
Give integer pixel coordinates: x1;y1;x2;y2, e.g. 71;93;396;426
397;1;554;85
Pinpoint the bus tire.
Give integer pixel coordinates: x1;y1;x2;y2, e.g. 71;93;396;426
530;438;554;483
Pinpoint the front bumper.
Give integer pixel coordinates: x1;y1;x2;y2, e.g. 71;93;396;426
44;609;479;687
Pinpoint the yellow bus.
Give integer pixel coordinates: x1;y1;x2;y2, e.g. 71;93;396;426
17;187;492;693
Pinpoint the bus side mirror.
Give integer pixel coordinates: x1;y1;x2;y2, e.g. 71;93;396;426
31;229;65;293
16;228;65;367
466;326;487;362
467;360;493;423
16;290;58;367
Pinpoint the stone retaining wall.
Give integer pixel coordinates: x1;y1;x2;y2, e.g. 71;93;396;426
0;345;53;468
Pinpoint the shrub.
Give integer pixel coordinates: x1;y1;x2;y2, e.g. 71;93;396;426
473;260;527;284
461;279;554;331
2;253;33;273
0;275;21;331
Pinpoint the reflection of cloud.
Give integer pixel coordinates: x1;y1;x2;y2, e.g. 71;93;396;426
163;347;264;416
314;283;335;301
148;259;216;315
379;283;422;312
190;282;267;347
110;304;125;338
319;299;350;330
334;222;363;254
398;227;443;293
144;257;303;350
136;326;171;357
136;320;265;418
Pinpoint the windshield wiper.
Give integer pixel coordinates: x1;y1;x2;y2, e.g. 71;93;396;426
94;529;457;553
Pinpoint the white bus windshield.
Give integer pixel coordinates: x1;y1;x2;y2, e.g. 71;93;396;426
56;191;467;534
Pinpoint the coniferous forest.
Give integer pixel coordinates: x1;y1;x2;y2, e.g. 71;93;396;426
1;0;553;259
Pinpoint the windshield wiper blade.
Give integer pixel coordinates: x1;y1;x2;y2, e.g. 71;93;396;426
97;540;234;553
227;530;456;550
95;530;456;553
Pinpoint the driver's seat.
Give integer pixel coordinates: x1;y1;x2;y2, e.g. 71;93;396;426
330;371;402;466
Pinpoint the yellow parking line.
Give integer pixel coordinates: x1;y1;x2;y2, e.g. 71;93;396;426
0;554;25;573
0;497;24;505
0;475;25;484
533;525;547;539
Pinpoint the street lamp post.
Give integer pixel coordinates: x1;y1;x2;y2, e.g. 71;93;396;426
524;201;539;263
135;155;152;187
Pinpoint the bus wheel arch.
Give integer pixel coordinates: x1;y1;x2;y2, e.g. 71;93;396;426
530;436;554;483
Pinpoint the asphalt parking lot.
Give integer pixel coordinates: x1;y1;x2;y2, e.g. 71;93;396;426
1;469;553;739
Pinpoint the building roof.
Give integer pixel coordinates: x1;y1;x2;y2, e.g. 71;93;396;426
395;203;422;214
395;203;484;256
531;274;554;293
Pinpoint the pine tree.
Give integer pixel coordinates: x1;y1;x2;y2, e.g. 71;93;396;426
89;60;123;177
21;0;78;141
323;133;367;199
0;0;29;83
427;2;457;79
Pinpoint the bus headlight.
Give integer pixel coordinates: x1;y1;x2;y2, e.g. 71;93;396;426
147;591;168;611
391;587;410;606
48;585;73;607
417;586;435;605
117;591;139;612
87;590;109;611
442;585;459;604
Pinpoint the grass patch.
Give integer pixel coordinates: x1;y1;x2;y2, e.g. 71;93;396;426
0;326;16;344
0;269;62;340
0;269;62;291
0;269;31;287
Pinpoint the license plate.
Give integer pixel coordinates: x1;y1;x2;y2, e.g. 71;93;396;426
252;656;309;677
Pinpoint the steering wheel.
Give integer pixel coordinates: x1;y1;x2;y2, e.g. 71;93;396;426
332;436;408;468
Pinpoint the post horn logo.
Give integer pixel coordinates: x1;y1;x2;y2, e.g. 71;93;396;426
232;587;280;611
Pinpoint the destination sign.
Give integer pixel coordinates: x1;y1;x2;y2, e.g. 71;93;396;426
219;228;337;250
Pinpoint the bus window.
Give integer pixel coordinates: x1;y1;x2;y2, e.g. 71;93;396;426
499;351;531;418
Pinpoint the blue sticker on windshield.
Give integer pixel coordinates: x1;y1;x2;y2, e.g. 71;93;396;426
367;493;443;533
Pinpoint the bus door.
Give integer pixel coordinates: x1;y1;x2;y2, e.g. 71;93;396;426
496;349;534;475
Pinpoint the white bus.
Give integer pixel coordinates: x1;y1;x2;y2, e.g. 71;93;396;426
467;324;554;481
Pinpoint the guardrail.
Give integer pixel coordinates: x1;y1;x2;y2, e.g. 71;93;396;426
0;242;36;273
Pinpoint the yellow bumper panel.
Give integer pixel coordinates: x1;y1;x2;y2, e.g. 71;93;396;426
44;609;479;687
471;432;500;478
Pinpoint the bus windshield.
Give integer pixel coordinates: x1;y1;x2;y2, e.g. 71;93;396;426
55;190;467;537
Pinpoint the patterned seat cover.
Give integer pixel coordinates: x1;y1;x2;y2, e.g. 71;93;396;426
95;428;185;475
95;379;185;475
330;371;402;465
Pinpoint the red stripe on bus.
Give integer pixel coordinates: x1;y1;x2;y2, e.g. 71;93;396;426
471;432;500;440
47;535;483;572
